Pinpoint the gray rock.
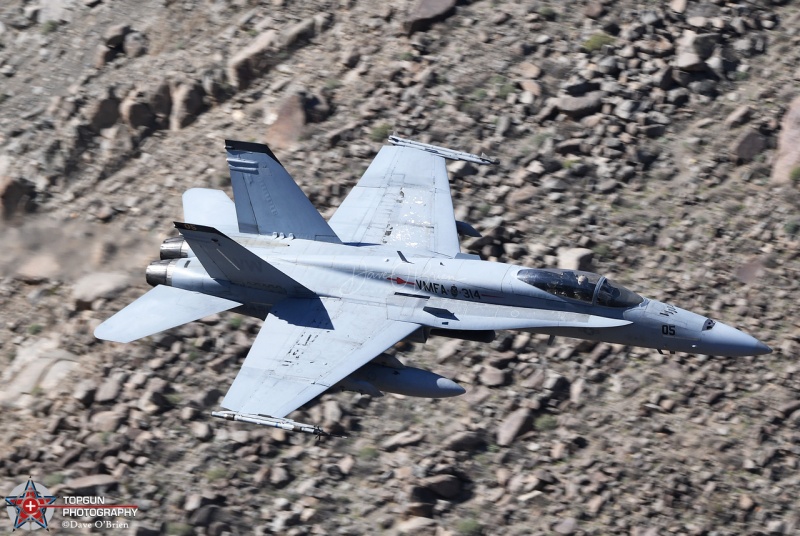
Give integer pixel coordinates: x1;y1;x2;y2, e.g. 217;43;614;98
0;176;36;220
201;67;228;104
381;430;425;451
323;399;343;426
227;30;278;90
597;56;620;76
675;51;705;71
148;81;172;126
556;91;604;119
642;124;666;138
137;390;172;414
771;95;800;183
730;129;766;164
558;248;594;271
396;517;436;533
691;33;718;60
64;474;118;495
553;517;578;535
442;431;485;452
94;43;117;68
73;380;97;407
94;377;122;404
281;14;330;49
86;92;120;132
587;493;605;515
518;62;542;79
584;2;605;19
72;272;130;309
404;0;457;35
496;407;533;447
120;93;155;130
169;81;204;130
766;520;785;534
191;421;213;441
90;410;123;432
269;465;292;487
670;0;687;13
15;253;61;283
123;31;148;58
265;94;307;151
103;24;131;49
340;46;360;69
480;365;509;387
778;400;800;419
423;474;461;499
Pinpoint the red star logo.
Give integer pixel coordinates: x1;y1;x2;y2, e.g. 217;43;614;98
5;478;56;530
387;276;415;286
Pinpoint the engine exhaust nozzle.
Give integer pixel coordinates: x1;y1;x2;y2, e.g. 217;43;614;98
145;259;176;287
160;236;193;259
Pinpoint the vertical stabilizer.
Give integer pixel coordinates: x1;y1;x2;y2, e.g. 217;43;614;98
225;140;341;243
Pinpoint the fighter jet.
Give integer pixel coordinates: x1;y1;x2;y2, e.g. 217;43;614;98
94;136;771;436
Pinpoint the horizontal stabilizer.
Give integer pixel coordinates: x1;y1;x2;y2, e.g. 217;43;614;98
182;188;238;233
94;285;241;343
174;222;309;294
225;139;341;243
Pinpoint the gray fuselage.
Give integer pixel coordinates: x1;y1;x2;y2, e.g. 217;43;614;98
150;232;770;358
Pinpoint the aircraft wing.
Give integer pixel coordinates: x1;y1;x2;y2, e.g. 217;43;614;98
328;145;461;256
221;297;418;418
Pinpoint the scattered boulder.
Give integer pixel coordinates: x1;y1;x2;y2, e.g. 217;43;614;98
553;517;578;535
169;81;205;130
149;81;172;127
72;272;130;310
771;95;800;183
381;430;425;451
120;91;156;130
85;90;120;132
15;253;61;283
0;175;36;220
496;407;533;447
265;94;308;151
103;24;132;49
227;31;278;90
64;474;118;495
281;14;330;49
558;248;594;271
123;31;148;58
442;431;485;452
556;91;605;119
730;129;767;164
404;0;457;35
422;474;461;499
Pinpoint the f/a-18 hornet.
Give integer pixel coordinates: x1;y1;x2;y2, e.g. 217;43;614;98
95;136;771;437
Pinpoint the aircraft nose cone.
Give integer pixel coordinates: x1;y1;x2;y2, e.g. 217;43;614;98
702;322;771;357
436;377;466;397
754;340;772;355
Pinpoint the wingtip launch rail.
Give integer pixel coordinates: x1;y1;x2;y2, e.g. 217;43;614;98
211;411;346;439
388;135;499;166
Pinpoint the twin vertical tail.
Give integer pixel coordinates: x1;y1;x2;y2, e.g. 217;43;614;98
225;140;341;243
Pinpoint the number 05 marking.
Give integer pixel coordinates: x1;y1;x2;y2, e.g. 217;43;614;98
661;325;676;336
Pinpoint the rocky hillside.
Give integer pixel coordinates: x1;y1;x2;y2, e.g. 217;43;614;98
1;0;799;534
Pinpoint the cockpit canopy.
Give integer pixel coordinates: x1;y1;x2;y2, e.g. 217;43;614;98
516;268;644;308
